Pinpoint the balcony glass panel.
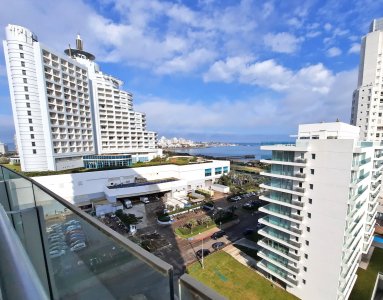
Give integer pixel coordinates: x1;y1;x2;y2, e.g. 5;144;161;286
270;165;294;176
262;227;290;242
268;191;293;204
264;204;292;217
263;215;291;230
272;151;295;162
0;166;174;300
269;178;293;190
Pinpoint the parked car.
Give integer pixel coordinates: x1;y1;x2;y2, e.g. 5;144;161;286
202;202;215;211
211;230;226;240
70;242;86;252
196;249;211;259
228;196;241;202
140;196;150;204
212;242;225;250
123;199;133;209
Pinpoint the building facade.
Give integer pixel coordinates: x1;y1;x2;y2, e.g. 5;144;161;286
3;25;161;172
351;18;383;140
0;142;8;154
259;122;380;300
3;25;95;171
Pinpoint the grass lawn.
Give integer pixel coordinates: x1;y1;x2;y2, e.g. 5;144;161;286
349;247;383;300
175;223;217;239
0;163;21;173
231;164;264;174
187;251;298;300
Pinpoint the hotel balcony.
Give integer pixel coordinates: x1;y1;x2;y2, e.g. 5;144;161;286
0;166;222;300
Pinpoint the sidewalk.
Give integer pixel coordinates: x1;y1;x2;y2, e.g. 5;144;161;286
223;244;258;269
187;227;221;241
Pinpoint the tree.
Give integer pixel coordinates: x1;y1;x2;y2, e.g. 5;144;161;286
187;219;198;233
200;216;212;228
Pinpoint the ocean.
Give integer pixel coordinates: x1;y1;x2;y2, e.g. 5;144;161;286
170;142;287;160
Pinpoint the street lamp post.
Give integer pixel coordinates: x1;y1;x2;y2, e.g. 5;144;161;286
201;236;204;269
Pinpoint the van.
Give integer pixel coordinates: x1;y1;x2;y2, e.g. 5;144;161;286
124;199;133;209
140;196;150;204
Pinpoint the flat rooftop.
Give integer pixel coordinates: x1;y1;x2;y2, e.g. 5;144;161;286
107;178;179;189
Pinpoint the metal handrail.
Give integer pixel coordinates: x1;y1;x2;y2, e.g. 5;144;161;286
0;165;174;294
0;204;49;300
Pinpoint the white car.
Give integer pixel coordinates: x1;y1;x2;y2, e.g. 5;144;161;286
49;249;65;258
70;242;86;252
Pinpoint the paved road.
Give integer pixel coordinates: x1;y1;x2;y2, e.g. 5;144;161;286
139;194;264;276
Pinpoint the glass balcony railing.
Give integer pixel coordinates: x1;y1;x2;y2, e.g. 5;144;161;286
0;165;222;300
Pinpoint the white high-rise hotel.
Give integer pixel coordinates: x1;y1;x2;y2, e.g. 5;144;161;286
3;24;160;172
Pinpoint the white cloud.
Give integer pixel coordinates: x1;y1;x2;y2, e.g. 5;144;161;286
324;23;332;31
204;56;334;94
287;17;302;28
137;68;357;135
155;48;216;74
306;31;321;38
327;47;342;57
348;43;360;54
264;32;303;54
262;2;274;19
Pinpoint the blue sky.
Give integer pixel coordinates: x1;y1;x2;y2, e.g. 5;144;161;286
1;0;383;143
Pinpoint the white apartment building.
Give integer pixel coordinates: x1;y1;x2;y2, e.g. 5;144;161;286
259;122;381;300
3;25;161;171
3;25;95;171
0;142;8;154
351;17;383;140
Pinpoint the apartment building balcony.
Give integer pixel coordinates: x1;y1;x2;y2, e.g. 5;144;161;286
349;185;369;204
0;166;223;300
259;193;304;210
257;249;299;275
257;260;298;287
260;158;307;167
260;183;305;197
350;172;370;187
258;227;301;250
261;171;306;182
372;172;383;183
259;204;303;224
258;216;302;237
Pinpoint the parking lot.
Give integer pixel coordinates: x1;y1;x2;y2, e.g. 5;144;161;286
128;191;266;275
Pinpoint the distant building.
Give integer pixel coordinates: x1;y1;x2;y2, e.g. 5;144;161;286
259;122;381;300
0;142;8;154
3;24;161;172
351;17;383;140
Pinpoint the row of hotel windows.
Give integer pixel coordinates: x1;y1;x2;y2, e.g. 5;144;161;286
204;166;229;176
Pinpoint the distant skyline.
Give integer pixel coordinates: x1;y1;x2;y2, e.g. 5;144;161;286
1;0;383;143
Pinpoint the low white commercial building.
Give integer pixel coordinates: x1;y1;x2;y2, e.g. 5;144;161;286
258;122;381;300
33;160;230;209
